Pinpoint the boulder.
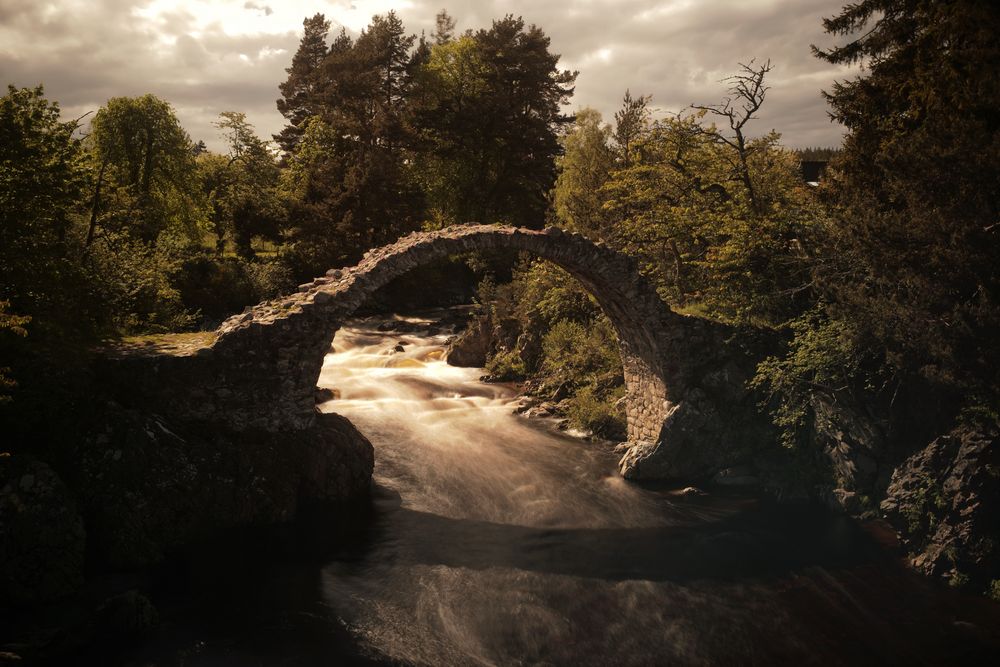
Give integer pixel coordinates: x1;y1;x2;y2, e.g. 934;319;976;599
446;317;491;368
0;455;85;605
880;418;1000;588
811;391;887;497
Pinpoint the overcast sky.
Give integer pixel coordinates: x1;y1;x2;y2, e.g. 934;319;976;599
1;0;856;152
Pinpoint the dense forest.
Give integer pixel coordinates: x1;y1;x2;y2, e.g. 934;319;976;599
2;0;999;597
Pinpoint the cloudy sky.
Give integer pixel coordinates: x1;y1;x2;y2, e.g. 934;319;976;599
1;0;856;151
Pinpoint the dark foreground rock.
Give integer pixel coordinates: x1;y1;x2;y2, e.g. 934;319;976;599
881;417;1000;591
73;404;373;569
1;401;374;662
0;455;85;605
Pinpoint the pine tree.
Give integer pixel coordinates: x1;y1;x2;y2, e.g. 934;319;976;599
811;0;1000;399
275;13;331;154
612;90;649;168
414;16;576;227
433;9;456;45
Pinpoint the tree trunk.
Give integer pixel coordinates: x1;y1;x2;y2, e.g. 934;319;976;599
85;159;107;248
667;238;687;305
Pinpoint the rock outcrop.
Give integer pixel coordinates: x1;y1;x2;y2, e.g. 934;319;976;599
0;455;85;605
880;418;1000;589
73;404;373;569
446;315;492;368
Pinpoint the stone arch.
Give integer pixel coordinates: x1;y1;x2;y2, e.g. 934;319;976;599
104;224;775;481
210;225;692;444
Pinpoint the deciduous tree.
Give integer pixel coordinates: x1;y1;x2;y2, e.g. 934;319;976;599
89;94;199;244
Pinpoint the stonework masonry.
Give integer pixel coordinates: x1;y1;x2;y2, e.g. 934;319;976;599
101;225;775;480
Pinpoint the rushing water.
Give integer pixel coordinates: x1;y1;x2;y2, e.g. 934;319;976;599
127;311;1000;666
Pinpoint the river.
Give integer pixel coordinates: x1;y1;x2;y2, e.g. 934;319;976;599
129;311;1000;666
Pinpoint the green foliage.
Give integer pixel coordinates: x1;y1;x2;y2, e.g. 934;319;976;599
475;258;625;438
85;230;197;333
277;12;425;276
795;147;839;161
202;112;284;259
751;308;870;447
539;318;624;437
988;580;1000;602
89;94;201;244
412;19;577;227
601;89;819;325
0;85;91;329
0;301;30;403
949;571;970;589
808;0;1000;406
275;13;332;154
552;108;614;240
485;350;527;381
541;319;620;388
566;385;625;439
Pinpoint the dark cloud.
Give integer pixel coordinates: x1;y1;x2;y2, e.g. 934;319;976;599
0;1;854;151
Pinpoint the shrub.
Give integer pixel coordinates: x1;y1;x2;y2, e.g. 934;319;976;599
541;318;621;390
751;306;873;447
567;385;626;439
486;350;526;381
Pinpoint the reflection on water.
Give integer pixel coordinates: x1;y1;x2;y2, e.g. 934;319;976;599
314;313;1000;666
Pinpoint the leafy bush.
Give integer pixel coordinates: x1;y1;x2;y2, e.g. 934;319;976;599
85;231;197;334
751;307;872;447
0;301;30;404
540;318;621;391
567;385;625;439
485;350;526;381
245;258;295;301
988;580;1000;602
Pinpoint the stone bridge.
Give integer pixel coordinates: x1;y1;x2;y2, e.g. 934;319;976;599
106;225;773;480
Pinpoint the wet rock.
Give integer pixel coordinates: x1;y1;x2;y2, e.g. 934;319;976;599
880;417;1000;589
377;320;423;333
0;455;86;605
524;402;557;419
712;466;760;488
315;387;339;402
512;397;540;415
812;391;886;497
446;317;491;368
618;440;660;479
